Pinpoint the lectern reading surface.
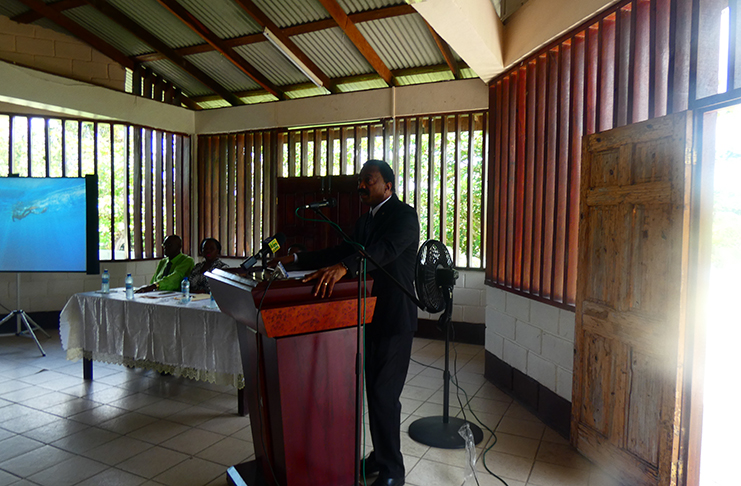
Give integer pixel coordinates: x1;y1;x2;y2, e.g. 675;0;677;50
206;270;375;486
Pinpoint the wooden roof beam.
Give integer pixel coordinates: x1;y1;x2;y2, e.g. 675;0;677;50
316;0;394;86
154;0;285;100
188;61;470;103
83;0;243;106
15;0;135;70
424;20;460;80
133;4;416;64
12;0;86;24
233;0;335;93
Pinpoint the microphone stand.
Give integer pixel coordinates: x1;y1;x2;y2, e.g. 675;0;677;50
309;209;425;486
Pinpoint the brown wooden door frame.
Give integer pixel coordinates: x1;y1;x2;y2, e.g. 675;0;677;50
677;107;729;486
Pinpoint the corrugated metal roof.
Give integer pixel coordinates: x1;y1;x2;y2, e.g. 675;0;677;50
0;0;483;109
292;27;373;78
64;6;153;57
336;78;388;93
186;50;261;92
252;0;330;29
143;59;212;97
358;15;443;71
196;99;231;109
107;0;204;49
0;1;27;19
459;66;477;78
233;42;310;87
338;0;407;15
284;85;328;100
32;17;72;38
240;91;280;104
395;70;455;86
177;0;260;39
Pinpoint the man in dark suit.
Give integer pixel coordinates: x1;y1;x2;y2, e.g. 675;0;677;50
280;159;419;486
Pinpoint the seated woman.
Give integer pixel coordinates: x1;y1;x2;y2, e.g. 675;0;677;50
189;237;228;293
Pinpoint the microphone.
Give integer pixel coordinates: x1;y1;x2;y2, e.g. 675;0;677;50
241;232;286;271
303;198;336;210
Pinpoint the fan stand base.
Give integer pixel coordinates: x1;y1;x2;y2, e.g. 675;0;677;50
408;416;484;449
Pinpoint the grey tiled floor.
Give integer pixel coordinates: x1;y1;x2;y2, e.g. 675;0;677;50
0;329;618;486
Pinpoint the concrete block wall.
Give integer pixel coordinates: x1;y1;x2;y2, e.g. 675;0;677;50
0;15;125;92
0;263;489;324
484;286;576;400
0;261;155;314
417;270;486;324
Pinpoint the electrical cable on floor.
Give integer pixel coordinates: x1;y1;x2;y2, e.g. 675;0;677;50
411;326;510;486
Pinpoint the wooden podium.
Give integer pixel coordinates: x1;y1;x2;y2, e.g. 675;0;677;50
206;270;375;486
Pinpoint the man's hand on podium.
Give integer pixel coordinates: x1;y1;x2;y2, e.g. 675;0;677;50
302;263;348;298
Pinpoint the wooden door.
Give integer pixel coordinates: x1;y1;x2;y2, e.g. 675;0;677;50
572;112;693;486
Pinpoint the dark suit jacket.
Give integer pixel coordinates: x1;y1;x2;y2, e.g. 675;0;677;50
296;193;420;337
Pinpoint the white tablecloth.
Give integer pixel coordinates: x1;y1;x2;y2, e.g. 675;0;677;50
59;289;243;388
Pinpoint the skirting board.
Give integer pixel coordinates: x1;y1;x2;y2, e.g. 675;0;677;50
484;350;571;439
415;318;485;345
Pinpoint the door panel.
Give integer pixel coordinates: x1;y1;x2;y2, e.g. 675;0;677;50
572;112;693;486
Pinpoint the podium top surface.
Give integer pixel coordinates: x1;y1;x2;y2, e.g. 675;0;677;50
251;277;372;309
206;270;376;338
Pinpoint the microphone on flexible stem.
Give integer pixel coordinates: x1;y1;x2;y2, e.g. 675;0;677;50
241;232;286;271
303;198;337;210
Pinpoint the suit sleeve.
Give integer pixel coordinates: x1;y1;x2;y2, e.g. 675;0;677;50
295;240;356;270
342;205;419;277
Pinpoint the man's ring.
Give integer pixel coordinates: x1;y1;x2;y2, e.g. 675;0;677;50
323;282;328;286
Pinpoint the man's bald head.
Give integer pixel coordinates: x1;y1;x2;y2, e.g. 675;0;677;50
162;235;182;259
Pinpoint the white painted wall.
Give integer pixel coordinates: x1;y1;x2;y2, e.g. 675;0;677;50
484;286;575;400
503;0;618;67
195;79;489;134
0;61;195;134
0;261;155;314
416;269;486;324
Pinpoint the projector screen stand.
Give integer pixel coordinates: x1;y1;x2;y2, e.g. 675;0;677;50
0;274;48;356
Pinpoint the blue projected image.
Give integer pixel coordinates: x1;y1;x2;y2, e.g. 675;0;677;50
0;177;87;272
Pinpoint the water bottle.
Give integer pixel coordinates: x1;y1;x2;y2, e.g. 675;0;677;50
101;269;110;293
125;273;134;299
180;277;190;304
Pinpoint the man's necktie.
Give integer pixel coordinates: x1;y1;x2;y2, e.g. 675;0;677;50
163;261;172;276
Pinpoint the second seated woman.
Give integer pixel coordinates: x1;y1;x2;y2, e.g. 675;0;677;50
189;237;228;293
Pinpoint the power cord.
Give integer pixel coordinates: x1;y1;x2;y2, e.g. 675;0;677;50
0;300;13;313
410;323;510;486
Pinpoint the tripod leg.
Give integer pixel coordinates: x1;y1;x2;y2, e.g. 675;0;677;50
20;312;46;357
23;313;50;338
0;311;20;337
0;312;16;327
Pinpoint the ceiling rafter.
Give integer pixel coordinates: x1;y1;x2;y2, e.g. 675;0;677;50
15;0;135;70
232;0;335;93
316;0;394;86
188;61;470;104
12;0;86;24
132;4;415;63
154;0;285;100
424;20;460;80
82;0;243;106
